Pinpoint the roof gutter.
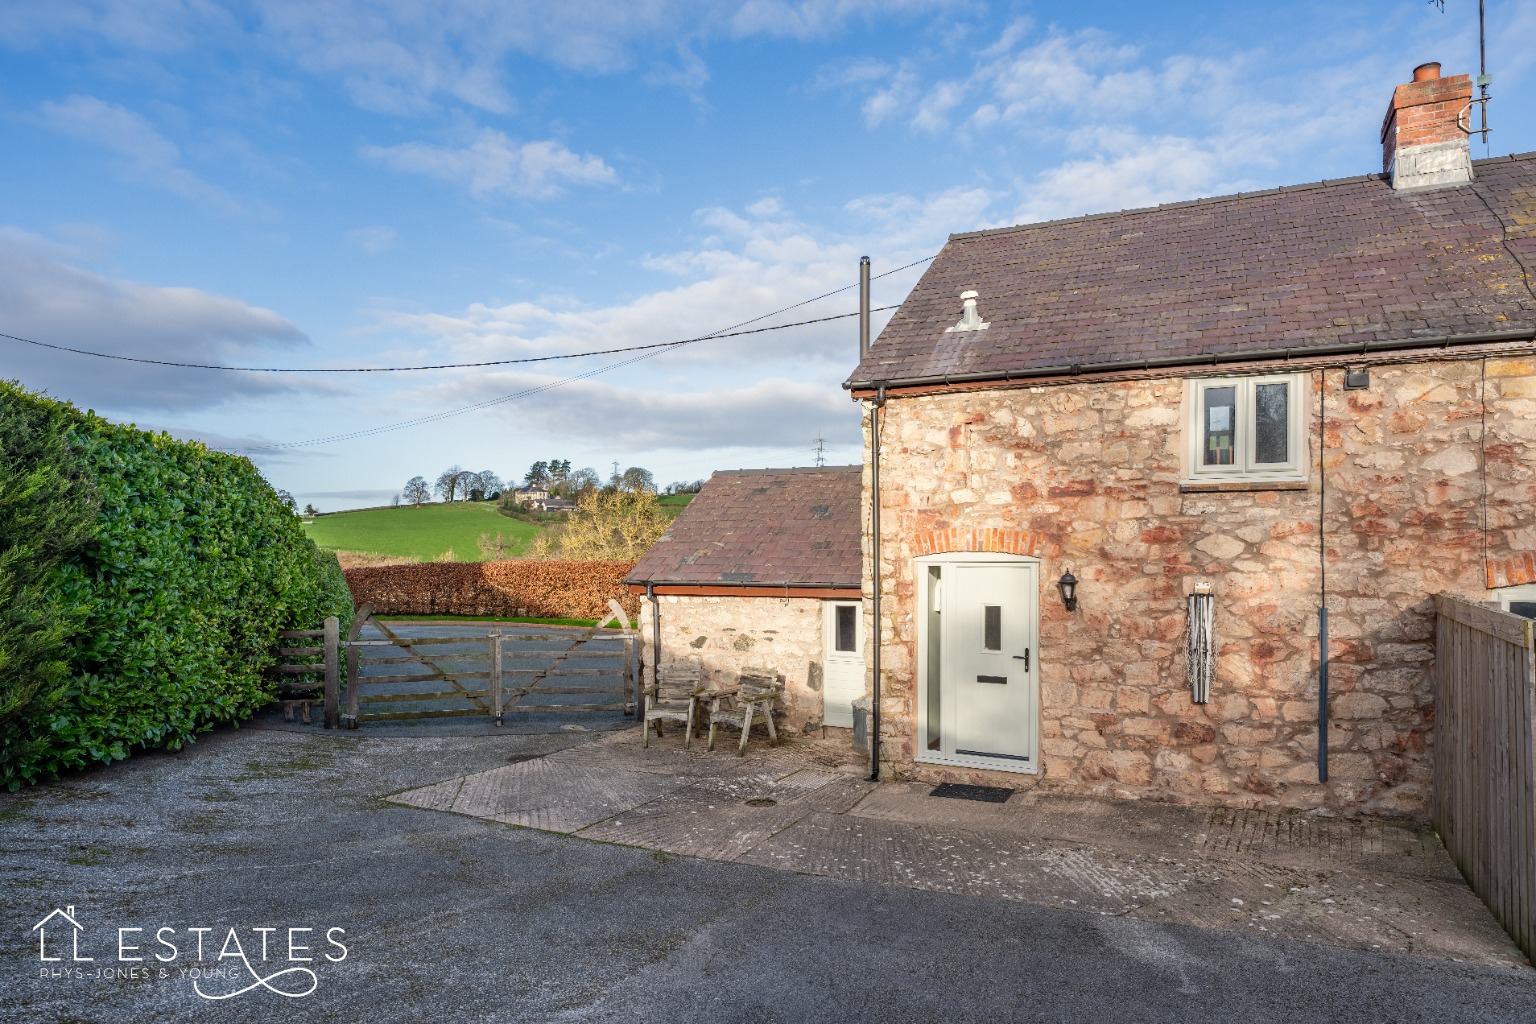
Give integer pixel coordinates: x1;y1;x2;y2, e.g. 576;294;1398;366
623;579;859;591
843;327;1536;394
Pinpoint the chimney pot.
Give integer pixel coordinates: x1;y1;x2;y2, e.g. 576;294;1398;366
1381;62;1472;189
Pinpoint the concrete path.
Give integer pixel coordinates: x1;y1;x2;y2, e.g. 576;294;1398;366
5;716;1533;1022
394;728;1528;969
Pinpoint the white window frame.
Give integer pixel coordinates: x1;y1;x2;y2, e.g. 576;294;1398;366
1495;584;1536;617
1184;372;1308;484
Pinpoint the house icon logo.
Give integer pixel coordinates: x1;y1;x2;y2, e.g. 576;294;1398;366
33;905;92;962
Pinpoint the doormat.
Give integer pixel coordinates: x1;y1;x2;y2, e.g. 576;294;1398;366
930;782;1013;804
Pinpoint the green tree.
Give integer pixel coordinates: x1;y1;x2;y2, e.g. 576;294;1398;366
0;383;98;764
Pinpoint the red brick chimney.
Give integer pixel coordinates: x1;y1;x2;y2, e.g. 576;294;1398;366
1380;61;1474;189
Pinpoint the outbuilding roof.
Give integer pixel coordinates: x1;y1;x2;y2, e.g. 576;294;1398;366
847;153;1536;388
625;467;862;588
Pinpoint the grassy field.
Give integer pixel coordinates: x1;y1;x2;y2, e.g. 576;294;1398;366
658;493;695;512
302;502;544;562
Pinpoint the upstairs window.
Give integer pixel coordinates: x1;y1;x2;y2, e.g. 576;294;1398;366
1185;373;1307;484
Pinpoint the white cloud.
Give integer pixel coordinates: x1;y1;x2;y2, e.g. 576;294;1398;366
728;0;954;41
361;130;617;199
38;95;233;207
0;0;231;52
428;371;856;450
1010;131;1241;224
4;0;956;115
840;16;1456;226
349;225;399;253
0;226;314;413
644;40;711;105
344;187;980;463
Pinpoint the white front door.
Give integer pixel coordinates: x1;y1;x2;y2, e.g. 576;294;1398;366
918;557;1038;772
822;601;864;728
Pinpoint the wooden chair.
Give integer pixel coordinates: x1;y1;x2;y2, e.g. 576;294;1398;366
706;669;782;755
642;661;706;748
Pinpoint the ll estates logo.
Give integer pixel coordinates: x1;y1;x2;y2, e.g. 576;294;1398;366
33;905;349;1000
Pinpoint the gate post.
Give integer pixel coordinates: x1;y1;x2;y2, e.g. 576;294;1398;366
623;634;636;716
489;629;503;726
323;616;340;729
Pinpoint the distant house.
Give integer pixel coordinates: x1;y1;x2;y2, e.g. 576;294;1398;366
625;468;864;733
836;61;1535;816
512;486;550;505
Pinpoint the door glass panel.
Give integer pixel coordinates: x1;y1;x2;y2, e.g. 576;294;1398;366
1511;601;1536;619
834;604;857;652
983;605;1001;651
1253;382;1289;464
1203;386;1236;466
926;567;942;751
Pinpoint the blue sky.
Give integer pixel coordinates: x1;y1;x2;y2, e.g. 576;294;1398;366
3;0;1532;510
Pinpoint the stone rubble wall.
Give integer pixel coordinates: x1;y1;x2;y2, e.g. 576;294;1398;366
638;594;833;734
865;357;1536;817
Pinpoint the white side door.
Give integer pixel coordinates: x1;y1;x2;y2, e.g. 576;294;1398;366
822;601;864;728
926;559;1038;769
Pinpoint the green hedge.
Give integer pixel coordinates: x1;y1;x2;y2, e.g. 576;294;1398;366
0;381;353;788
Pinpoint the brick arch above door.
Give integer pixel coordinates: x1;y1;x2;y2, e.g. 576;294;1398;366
912;528;1043;558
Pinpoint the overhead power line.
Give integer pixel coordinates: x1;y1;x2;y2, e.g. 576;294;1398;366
0;306;898;374
0;254;933;375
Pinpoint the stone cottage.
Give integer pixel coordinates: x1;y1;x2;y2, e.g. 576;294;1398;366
625;467;864;733
843;62;1536;816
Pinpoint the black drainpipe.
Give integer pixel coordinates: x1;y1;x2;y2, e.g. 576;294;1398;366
646;582;660;720
1317;371;1329;784
869;381;887;782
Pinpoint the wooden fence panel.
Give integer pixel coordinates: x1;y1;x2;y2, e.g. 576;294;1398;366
1433;594;1536;959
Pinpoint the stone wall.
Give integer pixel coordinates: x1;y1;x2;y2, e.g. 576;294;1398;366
866;355;1536;817
638;594;834;733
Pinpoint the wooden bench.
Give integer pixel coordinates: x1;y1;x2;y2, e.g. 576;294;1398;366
705;669;782;755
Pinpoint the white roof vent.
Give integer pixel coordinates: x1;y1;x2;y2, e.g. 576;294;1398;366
944;289;989;332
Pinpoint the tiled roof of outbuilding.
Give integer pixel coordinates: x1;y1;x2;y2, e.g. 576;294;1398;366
847;153;1536;387
625;467;862;588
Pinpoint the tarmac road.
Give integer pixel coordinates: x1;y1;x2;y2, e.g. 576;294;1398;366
2;717;1532;1023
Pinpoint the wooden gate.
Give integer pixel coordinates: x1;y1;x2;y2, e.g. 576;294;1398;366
1433;594;1536;959
341;611;635;726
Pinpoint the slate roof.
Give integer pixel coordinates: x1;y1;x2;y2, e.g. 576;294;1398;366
847;153;1536;388
625;467;862;588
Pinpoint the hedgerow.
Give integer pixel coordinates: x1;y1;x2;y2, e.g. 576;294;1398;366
344;559;636;619
0;382;352;788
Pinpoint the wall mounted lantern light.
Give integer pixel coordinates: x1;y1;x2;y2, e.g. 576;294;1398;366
1057;571;1078;612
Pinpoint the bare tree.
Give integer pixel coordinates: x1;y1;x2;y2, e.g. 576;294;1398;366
619;466;655;494
533;489;667;560
275;489;297;511
435;465;465;502
403;476;431;506
474;470;504;500
568;467;600;496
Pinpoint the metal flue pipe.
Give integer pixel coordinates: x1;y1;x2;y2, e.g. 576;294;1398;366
859;256;871;360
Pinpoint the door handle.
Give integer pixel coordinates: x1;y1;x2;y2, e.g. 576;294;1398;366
1013;649;1030;671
